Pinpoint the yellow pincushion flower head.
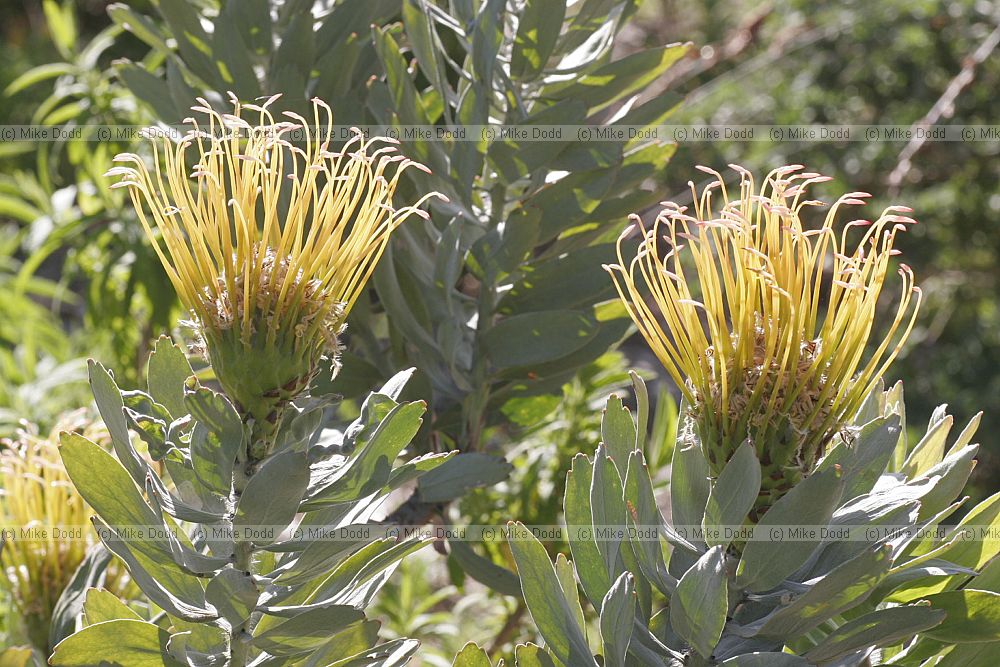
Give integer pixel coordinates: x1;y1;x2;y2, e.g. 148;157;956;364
1;412;133;650
107;94;442;448
606;165;921;510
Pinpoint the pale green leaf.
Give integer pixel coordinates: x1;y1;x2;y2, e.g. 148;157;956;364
923;590;1000;642
3;62;75;95
903;412;954;477
83;588;141;625
452;642;493;667
49;620;181;666
513;643;556;667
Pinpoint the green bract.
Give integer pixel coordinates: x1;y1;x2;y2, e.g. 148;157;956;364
51;336;453;666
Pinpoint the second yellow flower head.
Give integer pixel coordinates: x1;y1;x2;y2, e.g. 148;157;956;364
606;165;921;505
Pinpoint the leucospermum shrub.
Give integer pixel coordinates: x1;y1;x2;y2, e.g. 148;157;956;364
49;97;448;665
467;167;1000;666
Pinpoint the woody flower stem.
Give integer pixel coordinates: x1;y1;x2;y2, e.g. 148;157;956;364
230;450;255;665
230;549;254;665
465;181;506;451
467;265;499;452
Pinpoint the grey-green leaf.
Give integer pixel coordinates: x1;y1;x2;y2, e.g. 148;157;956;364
252;605;366;655
508;522;598;666
600;572;635;667
817;415;899;501
272;523;373;587
184;384;244;442
804;605;947;663
93;517;212;621
116;61;182;122
206;568;259;627
483;310;598;368
670;545;728;659
234;450;309;543
602;393;637;466
546;45;690;112
670;427;711;533
591;445;627;582
146;335;192;417
624;450;679;596
306;400;425;507
184;385;244;496
89;359;152;486
757;544;892;639
49;544;113;649
737;467;844;592
418;452;513;503
294;620;381;667
704;440;761;548
718;654;811;666
555;553;586;636
511;0;565;79
500;243;619;315
448;539;522;597
565;454;611;604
